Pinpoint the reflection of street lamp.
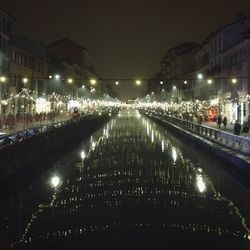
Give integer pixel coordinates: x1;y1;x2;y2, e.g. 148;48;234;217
51;176;61;188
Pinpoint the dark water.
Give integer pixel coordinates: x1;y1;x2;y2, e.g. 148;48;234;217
1;110;250;249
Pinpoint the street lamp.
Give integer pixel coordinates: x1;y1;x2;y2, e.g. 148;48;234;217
232;78;237;84
115;81;119;85
207;79;213;84
22;78;28;84
0;76;6;82
55;74;60;79
184;80;187;84
197;73;203;80
67;78;73;84
160;81;163;85
90;79;96;85
173;85;176;90
135;80;141;86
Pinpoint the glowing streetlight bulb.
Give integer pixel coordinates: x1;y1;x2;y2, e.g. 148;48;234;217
22;78;28;83
51;176;60;188
115;81;119;85
232;78;237;84
160;81;163;85
197;73;203;79
207;79;213;84
67;78;73;84
136;80;141;86
49;75;52;79
90;79;96;85
55;74;60;79
184;80;187;84
173;85;176;90
0;76;6;82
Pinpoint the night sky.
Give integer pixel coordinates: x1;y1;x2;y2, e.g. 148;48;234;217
1;0;249;100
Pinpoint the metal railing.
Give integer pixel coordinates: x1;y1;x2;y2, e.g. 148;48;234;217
144;111;250;156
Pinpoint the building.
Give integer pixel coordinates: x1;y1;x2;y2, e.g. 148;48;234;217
0;6;15;116
9;34;48;114
47;38;98;98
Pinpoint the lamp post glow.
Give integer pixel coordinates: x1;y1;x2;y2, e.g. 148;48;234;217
67;78;73;84
115;81;119;85
0;76;6;82
22;78;28;84
49;75;52;79
207;79;213;84
160;81;163;85
90;79;96;85
55;74;60;79
173;85;176;90
197;73;203;79
184;80;187;84
232;78;237;84
136;80;141;86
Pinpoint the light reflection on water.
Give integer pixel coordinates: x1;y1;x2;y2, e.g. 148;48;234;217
6;110;250;248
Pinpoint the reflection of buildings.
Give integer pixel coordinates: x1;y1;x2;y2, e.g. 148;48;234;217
17;112;249;249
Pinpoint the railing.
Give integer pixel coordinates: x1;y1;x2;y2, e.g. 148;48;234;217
144;111;250;156
0;110;114;150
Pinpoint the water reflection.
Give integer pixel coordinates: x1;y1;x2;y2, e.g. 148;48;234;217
12;110;250;249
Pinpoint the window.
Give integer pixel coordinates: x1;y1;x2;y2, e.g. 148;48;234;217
29;57;33;69
12;49;16;62
24;56;28;67
18;52;22;65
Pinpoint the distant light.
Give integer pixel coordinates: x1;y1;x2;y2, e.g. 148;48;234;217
0;76;6;82
232;78;237;84
22;78;28;83
173;85;176;90
115;81;119;85
90;79;96;85
207;79;213;84
196;174;206;193
51;176;60;188
49;75;52;79
172;147;177;162
55;74;60;79
82;85;85;89
184;80;187;84
67;78;73;84
197;73;203;79
80;151;86;160
160;81;163;85
151;92;154;95
136;80;141;86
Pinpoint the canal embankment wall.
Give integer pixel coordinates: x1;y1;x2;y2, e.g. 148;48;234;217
0;114;111;185
144;112;250;179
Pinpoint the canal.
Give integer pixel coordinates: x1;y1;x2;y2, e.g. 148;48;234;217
1;109;250;249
